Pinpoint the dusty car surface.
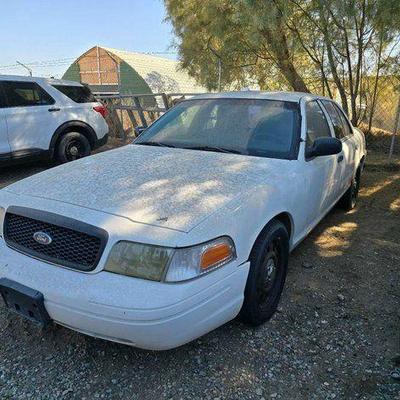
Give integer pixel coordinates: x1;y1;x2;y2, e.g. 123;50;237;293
0;91;366;350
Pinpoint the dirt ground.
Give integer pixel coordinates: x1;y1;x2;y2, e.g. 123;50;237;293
0;150;399;400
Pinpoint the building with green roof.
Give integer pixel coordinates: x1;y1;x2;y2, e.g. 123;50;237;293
62;46;206;95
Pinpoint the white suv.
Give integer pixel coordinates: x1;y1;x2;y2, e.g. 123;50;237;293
0;75;109;165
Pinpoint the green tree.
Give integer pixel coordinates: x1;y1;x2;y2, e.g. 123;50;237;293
165;0;400;125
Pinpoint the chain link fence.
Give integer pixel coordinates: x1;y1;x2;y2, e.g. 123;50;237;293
355;75;400;159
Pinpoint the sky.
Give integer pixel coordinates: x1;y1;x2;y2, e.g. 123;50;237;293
0;0;176;78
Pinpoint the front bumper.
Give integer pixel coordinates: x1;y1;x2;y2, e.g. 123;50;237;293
0;241;249;350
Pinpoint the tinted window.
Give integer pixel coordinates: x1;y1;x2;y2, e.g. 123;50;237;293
305;101;331;147
334;103;353;136
0;84;6;108
53;85;96;103
2;81;54;107
322;100;346;139
135;99;301;159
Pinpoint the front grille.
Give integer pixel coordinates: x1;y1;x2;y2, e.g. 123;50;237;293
4;208;108;271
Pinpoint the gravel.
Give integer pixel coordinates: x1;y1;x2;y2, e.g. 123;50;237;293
0;152;399;399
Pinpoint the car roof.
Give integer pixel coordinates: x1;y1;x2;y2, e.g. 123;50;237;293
190;91;332;103
0;74;83;87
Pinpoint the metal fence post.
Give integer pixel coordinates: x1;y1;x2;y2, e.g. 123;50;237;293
388;95;400;161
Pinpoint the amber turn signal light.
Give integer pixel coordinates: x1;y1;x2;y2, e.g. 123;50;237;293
200;242;233;270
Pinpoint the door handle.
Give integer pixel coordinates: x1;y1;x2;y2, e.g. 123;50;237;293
337;154;344;163
48;107;60;112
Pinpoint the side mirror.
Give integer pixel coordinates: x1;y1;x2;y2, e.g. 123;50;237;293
134;126;146;136
306;137;342;158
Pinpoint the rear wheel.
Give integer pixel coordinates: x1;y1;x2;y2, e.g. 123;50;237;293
240;220;289;326
339;168;361;211
57;132;91;163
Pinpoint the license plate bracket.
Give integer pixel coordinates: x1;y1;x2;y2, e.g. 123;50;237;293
0;278;51;327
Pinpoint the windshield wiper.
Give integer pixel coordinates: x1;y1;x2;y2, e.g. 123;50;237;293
183;145;243;155
135;141;177;148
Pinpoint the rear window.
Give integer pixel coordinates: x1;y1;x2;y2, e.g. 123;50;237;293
53;85;96;103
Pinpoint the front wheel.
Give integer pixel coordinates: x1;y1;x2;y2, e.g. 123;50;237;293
240;220;289;326
57;132;91;163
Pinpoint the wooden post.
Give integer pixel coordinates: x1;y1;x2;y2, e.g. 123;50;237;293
119;95;124;137
133;96;148;127
126;109;138;136
109;103;125;140
161;93;170;110
389;95;400;161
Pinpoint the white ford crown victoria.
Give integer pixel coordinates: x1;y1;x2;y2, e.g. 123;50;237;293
0;92;366;350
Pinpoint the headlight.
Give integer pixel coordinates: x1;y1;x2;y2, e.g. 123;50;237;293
0;207;5;239
104;241;173;281
165;237;236;282
104;237;236;282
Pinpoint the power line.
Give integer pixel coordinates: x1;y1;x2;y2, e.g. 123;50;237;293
0;51;178;70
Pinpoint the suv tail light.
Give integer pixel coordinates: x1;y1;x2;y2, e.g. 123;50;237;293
93;105;108;118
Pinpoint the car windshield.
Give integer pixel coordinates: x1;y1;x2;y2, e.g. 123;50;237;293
134;98;300;159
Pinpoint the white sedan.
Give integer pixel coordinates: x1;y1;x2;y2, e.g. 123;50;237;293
0;92;366;350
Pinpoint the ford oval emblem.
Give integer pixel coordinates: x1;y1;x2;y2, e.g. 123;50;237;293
33;231;52;245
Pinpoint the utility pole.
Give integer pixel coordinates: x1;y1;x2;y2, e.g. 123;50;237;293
16;61;32;76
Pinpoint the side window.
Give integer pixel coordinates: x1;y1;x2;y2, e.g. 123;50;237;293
2;81;54;108
305;101;331;148
0;84;6;108
321;100;345;139
333;104;353;136
52;85;96;103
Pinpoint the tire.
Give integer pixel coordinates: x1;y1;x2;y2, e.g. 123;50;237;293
56;132;91;163
339;168;361;211
240;220;289;326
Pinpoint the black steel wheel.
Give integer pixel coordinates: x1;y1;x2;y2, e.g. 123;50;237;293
339;168;361;211
57;132;91;163
240;220;289;326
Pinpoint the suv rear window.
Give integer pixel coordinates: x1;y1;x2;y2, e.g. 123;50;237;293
53;85;96;103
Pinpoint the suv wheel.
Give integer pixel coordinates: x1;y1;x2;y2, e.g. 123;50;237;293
57;132;91;163
240;220;289;326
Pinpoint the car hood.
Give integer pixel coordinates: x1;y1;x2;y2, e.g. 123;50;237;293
5;145;284;233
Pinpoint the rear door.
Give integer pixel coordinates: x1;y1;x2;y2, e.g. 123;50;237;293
0;83;11;156
2;80;59;152
321;100;356;196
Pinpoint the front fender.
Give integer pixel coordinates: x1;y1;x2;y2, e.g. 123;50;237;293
184;183;297;265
